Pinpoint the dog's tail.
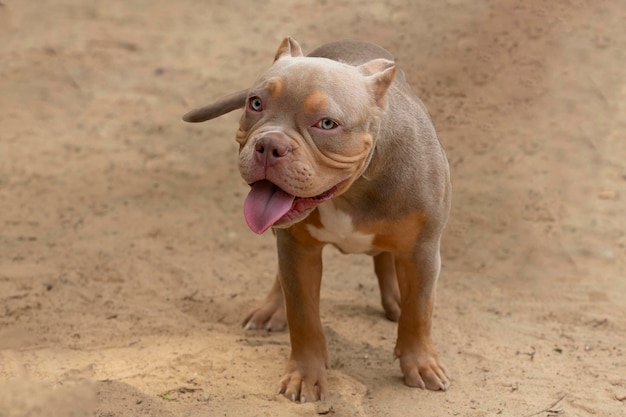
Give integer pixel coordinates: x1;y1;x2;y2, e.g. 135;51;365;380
182;89;248;123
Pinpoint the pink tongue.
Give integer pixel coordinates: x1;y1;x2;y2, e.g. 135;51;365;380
244;180;296;234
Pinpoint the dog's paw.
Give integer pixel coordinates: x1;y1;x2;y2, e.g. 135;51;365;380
242;304;286;331
396;345;450;391
278;359;328;403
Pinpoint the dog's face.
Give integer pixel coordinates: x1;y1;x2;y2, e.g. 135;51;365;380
237;38;396;234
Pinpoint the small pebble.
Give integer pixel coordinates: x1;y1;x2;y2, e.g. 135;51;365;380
598;190;617;200
315;401;333;415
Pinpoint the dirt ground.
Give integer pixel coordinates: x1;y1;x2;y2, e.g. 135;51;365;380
1;0;625;416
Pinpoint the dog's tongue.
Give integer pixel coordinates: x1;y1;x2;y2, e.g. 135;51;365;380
244;180;295;234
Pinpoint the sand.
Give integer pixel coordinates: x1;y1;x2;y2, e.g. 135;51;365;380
1;0;625;416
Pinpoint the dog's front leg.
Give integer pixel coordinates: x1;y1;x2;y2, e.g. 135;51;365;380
275;228;328;403
394;238;450;391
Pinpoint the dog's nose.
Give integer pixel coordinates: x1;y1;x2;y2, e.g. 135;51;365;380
254;136;290;165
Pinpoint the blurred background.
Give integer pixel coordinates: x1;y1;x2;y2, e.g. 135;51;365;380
1;1;624;416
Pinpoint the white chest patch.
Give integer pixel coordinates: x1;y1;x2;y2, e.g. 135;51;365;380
306;201;374;253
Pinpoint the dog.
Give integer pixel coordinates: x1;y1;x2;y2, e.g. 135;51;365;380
183;37;451;403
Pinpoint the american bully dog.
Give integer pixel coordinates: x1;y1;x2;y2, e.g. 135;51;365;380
183;37;451;403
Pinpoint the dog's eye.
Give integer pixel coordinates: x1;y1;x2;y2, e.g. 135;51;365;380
315;118;338;130
248;97;263;112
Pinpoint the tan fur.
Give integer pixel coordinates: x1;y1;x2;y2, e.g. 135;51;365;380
183;36;451;403
366;211;427;252
303;90;328;114
266;77;284;98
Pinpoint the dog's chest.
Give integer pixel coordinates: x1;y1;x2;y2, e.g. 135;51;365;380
306;202;374;253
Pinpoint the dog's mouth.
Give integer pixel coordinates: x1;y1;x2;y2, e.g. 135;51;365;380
243;180;339;234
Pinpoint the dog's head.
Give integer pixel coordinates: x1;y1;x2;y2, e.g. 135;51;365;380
184;37;396;234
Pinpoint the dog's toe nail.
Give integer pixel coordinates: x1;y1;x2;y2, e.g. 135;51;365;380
244;321;255;330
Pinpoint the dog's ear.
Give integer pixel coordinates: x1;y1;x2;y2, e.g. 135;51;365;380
182;89;248;123
358;58;396;109
274;36;304;61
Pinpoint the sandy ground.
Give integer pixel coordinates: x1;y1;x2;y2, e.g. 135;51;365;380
1;0;625;416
